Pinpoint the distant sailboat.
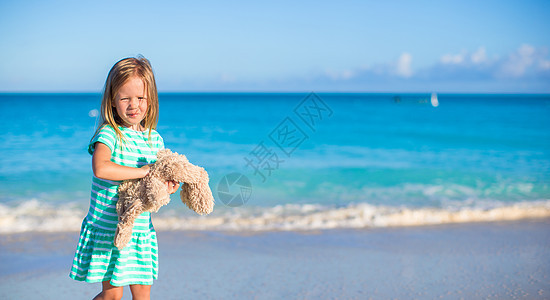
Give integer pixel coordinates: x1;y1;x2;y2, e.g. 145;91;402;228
431;93;439;107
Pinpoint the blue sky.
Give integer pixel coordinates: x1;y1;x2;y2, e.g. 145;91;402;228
0;0;549;93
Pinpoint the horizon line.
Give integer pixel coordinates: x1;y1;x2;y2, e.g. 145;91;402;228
0;90;550;96
1;90;550;96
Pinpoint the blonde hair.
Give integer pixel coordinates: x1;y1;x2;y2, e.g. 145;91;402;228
91;56;159;144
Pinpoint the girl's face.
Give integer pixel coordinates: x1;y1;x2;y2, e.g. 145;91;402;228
113;76;148;130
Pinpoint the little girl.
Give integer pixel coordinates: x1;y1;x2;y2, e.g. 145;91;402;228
70;57;179;300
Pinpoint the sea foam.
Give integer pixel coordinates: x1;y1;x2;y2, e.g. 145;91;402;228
1;200;549;233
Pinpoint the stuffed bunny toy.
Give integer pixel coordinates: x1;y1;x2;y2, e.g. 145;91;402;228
114;149;214;249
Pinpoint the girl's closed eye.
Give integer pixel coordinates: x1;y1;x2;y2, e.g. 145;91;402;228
119;98;146;103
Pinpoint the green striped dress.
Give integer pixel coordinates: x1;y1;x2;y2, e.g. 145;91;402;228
70;125;164;286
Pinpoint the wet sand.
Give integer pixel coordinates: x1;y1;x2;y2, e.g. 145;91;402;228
1;219;549;299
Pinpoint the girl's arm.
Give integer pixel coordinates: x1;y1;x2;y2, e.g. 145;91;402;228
92;142;150;181
93;142;181;194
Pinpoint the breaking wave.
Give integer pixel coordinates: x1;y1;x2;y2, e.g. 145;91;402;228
1;199;550;233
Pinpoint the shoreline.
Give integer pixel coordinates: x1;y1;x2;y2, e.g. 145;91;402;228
2;200;550;234
1;218;549;299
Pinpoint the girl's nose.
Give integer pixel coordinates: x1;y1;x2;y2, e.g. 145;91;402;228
129;98;139;107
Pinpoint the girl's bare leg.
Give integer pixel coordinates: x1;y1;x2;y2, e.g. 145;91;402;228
92;281;123;300
130;284;151;300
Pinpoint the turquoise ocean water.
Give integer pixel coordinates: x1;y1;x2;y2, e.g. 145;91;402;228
1;93;549;232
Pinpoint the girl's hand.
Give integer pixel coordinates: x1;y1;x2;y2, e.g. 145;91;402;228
166;180;180;194
140;164;151;177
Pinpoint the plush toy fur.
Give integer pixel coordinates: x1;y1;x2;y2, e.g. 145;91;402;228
114;149;214;250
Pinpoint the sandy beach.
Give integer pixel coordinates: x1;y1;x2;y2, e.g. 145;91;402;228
1;219;549;299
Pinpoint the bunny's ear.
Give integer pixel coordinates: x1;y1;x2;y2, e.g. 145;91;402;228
157;149;173;160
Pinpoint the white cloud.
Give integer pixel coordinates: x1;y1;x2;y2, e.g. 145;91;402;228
539;60;550;70
323;52;413;80
440;52;466;64
499;44;537;77
433;44;550;79
519;44;536;56
305;44;549;92
440;47;486;65
395;53;413;78
471;47;487;64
